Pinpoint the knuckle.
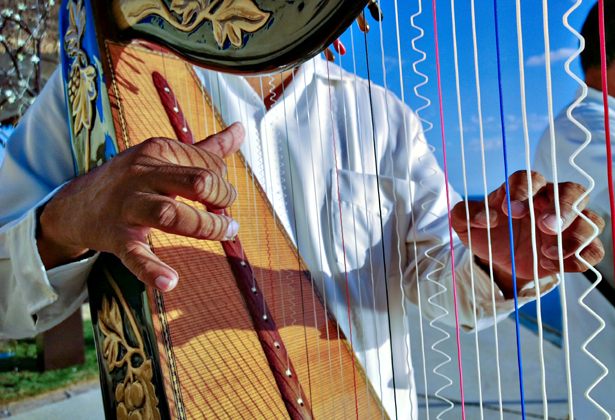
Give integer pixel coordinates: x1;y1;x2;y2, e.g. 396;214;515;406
562;182;587;198
530;170;546;186
586;210;606;230
585;240;606;263
191;169;215;198
201;214;223;239
143;137;171;154
155;200;179;229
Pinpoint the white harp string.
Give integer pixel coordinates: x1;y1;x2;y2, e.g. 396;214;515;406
513;2;549;418
540;1;575;417
562;1;611;417
335;48;376;419
408;1;434;417
348;25;387;415
448;1;484;417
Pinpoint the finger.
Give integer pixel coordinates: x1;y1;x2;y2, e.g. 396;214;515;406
537;182;590;235
540;237;605;273
500;170;547;218
195;122;245;158
139;137;228;176
117;239;179;292
146;166;237;209
540;209;605;259
451;199;499;234
135;196;240;241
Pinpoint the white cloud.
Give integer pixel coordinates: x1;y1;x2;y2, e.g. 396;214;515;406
469;136;503;152
526;47;577;67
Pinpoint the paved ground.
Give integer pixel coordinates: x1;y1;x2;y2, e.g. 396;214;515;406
6;389;104;420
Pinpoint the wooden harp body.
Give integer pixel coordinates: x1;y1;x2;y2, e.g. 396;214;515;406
59;0;385;419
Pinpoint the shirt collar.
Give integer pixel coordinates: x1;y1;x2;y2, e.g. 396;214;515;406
576;85;615;110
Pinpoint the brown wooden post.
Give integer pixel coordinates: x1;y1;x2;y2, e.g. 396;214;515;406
37;308;85;371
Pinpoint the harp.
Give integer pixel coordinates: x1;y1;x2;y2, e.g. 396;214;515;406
57;0;615;419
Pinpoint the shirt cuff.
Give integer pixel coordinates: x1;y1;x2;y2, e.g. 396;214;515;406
2;185;99;333
461;252;559;332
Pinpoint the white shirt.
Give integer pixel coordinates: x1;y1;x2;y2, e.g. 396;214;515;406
534;86;615;284
0;57;556;418
534;87;615;419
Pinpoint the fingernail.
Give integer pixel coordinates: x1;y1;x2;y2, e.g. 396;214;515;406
543;215;564;232
541;259;556;270
544;246;564;258
510;201;525;217
222;220;239;240
155;276;176;292
474;211;488;225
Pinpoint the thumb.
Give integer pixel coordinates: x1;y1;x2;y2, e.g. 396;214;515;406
195;122;245;158
118;240;179;292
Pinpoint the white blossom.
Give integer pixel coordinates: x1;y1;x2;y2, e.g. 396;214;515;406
30;55;40;64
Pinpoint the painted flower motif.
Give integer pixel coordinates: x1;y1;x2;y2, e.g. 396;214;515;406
169;0;207;25
114;363;159;420
68;62;97;134
97;279;160;420
65;0;85;58
211;0;269;47
117;0;270;48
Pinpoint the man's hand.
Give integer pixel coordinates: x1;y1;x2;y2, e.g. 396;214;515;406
37;123;245;292
451;170;605;299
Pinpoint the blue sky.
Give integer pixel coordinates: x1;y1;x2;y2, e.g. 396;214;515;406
336;0;596;197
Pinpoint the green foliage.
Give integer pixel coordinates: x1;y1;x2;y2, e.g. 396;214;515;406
0;319;99;404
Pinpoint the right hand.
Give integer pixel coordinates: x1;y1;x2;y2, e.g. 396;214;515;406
37;123;245;292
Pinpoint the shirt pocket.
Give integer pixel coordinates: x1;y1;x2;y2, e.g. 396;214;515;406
329;169;408;275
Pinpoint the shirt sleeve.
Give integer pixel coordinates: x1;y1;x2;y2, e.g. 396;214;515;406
401;107;558;332
0;68;98;339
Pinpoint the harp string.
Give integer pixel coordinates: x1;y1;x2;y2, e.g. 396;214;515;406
334;46;376;418
348;24;387;417
250;78;271;318
469;0;505;416
538;0;576;418
513;1;549;417
563;2;611;417
373;5;416;417
598;0;615;277
278;75;310;408
408;2;436;416
324;58;361;420
307;60;346;418
239;77;266;296
391;3;433;416
447;1;485;417
492;0;528;417
361;22;401;420
430;0;467;417
295;67;328;416
182;62;195;143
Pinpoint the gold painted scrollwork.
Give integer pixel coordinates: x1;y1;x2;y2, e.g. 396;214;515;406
65;0;98;135
98;273;161;420
112;0;270;48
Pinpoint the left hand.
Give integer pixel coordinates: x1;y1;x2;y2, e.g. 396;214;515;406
451;170;605;298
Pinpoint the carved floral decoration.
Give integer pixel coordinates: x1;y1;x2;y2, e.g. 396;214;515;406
98;276;161;420
65;0;97;135
115;0;270;48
